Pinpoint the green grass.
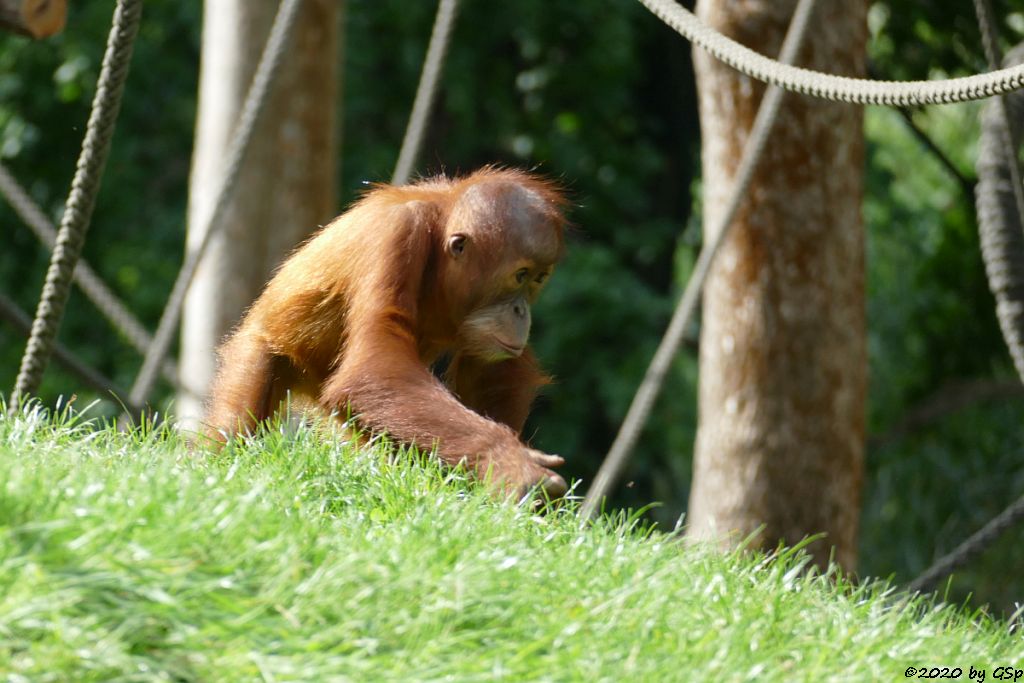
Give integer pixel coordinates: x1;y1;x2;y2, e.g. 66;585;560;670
0;404;1020;682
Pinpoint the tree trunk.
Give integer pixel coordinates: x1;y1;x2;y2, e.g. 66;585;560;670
687;0;867;570
178;0;341;428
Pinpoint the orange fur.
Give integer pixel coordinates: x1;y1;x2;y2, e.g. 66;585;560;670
205;167;568;498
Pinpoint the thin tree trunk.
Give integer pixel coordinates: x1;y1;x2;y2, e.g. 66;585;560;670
687;0;867;570
178;0;341;428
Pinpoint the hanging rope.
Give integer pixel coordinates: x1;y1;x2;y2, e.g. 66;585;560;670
10;0;142;410
974;17;1024;409
127;0;304;408
0;161;180;387
580;0;820;521
636;0;1024;106
0;293;141;415
391;0;460;186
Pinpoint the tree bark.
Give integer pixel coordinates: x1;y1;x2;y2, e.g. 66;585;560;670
178;0;341;428
687;0;867;570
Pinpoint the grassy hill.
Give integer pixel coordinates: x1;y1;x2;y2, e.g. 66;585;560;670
0;404;1020;681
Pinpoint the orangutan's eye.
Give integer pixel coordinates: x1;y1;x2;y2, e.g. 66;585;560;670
535;272;548;285
515;268;529;284
447;234;467;257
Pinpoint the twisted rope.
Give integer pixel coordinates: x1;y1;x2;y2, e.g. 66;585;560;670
637;0;1024;105
581;0;820;521
0;161;180;386
10;0;142;409
391;0;460;186
127;0;304;407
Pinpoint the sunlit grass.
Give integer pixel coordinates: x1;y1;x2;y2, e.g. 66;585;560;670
0;402;1020;681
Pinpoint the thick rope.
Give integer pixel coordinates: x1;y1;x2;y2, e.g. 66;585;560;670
0;161;180;387
977;45;1024;383
391;0;460;186
0;292;141;415
580;0;819;521
10;0;142;410
127;0;304;407
637;0;1024;105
